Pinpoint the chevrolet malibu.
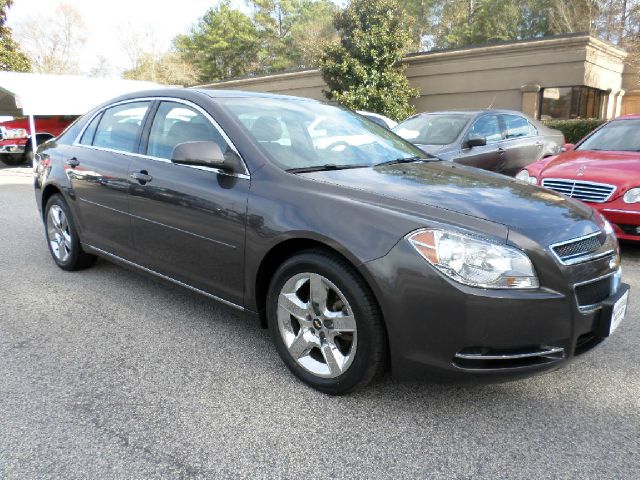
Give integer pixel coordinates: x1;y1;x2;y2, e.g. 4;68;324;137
35;89;630;394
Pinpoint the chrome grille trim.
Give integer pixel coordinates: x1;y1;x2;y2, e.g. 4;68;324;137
549;231;614;266
454;346;565;360
572;270;620;313
542;178;616;203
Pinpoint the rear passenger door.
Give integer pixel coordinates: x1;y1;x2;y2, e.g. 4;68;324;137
128;100;250;306
68;100;151;258
499;114;543;176
455;114;506;171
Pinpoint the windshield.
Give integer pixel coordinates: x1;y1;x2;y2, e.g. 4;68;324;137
216;97;424;170
578;119;640;152
393;114;471;145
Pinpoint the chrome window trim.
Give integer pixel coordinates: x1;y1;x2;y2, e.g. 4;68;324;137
548;230;614;266
84;244;245;312
71;96;250;178
541;178;617;203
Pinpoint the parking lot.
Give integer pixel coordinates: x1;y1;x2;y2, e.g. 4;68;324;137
1;164;639;479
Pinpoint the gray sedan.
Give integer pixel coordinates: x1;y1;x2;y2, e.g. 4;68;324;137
394;109;564;176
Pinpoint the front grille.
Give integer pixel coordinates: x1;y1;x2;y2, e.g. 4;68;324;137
575;275;614;308
542;178;615;203
551;232;608;264
552;233;605;261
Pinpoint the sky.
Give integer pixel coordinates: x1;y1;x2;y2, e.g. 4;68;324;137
7;0;247;75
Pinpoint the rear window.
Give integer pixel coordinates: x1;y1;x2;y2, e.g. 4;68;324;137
92;102;150;153
578;119;640;152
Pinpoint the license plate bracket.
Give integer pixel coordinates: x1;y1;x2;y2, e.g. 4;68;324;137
594;284;630;337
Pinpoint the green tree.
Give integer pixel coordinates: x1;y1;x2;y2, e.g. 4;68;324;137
123;51;199;86
249;0;336;71
0;0;30;71
320;0;418;121
174;1;260;83
432;0;555;49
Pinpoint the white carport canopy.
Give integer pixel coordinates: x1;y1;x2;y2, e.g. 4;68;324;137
0;72;162;157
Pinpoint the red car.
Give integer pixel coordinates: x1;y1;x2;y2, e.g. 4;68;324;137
0;116;77;166
517;115;640;242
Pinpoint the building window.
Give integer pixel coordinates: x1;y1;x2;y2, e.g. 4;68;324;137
540;86;605;120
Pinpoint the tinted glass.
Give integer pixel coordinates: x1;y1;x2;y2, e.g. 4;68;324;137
467;115;502;143
577;119;640;152
79;112;102;145
540;86;604;120
503;115;534;139
93;102;150;153
394;114;471;145
217;98;424;170
147;102;229;159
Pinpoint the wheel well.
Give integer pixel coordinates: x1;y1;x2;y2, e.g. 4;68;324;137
255;239;358;328
41;184;62;218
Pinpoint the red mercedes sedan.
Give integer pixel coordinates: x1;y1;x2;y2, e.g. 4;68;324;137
517;115;640;242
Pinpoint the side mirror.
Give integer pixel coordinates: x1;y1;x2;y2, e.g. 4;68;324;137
562;143;575;152
465;136;487;148
171;141;236;172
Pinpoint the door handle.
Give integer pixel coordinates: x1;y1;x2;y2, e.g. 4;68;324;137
535;142;543;147
130;171;153;184
497;148;506;155
66;157;80;168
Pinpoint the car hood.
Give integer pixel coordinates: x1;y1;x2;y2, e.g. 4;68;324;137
415;144;450;155
300;161;596;241
539;150;640;195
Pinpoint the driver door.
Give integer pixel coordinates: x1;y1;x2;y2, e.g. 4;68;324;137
455;114;506;171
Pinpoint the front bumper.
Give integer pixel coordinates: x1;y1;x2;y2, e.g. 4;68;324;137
363;238;628;383
591;199;640;242
0;144;26;155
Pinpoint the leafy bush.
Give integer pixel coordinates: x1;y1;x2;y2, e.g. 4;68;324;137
543;119;606;144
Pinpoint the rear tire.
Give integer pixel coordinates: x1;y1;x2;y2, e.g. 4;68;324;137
44;194;96;271
0;152;27;166
267;250;387;395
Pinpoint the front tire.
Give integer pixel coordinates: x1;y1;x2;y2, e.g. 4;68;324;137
44;194;96;271
267;250;387;394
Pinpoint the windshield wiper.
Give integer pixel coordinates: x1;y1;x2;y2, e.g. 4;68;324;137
374;155;439;167
287;163;369;174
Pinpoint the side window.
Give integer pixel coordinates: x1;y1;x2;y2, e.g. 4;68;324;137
528;121;539;136
147;101;230;159
503;115;533;139
79;112;102;146
467;115;503;143
93;102;150;153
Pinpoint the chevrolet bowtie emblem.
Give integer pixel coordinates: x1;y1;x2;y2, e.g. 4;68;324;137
576;165;587;176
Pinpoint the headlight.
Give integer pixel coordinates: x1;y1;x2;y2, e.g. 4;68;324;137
515;170;537;185
623;188;640;204
603;219;615;235
408;229;539;289
4;128;27;139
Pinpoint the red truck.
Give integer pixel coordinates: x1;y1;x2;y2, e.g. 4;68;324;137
0;116;77;165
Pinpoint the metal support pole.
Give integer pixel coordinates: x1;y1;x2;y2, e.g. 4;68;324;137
28;114;37;168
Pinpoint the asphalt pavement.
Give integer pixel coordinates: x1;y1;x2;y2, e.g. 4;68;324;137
1;164;639;479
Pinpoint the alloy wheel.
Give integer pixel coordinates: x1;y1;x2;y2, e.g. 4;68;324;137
277;272;358;378
47;205;72;263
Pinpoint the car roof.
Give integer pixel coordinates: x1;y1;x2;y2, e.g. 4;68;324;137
414;109;529;116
